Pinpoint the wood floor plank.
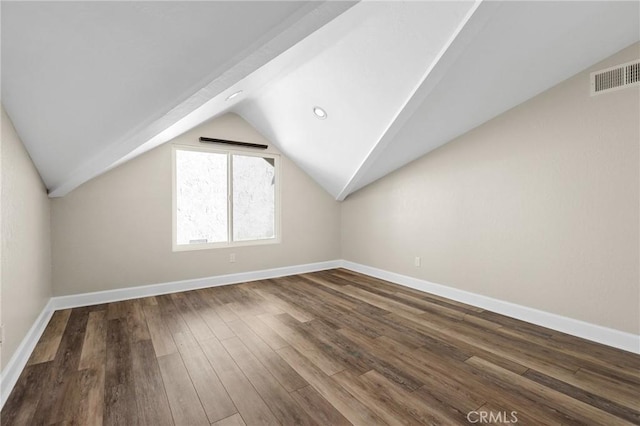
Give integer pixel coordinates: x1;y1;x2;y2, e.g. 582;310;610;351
327;269;483;313
27;309;72;365
388;310;529;374
131;340;173;426
474;310;561;341
157;352;209;426
221;337;318;426
226;319;308;391
405;345;573;426
212;413;247;426
287;290;383;339
183;290;236;340
444;320;585;376
58;366;104;425
249;285;314;322
126;300;152;342
83;366;106;426
263;279;372;333
142;304;178;357
140;296;158;306
277;346;387;425
374;335;413;355
198;288;242;323
171;294;217;342
338;327;487;413
297;274;390;318
0;362;50;425
258;313;345;376
523;369;640;423
156;294;191;335
376;313;472;362
307;319;422;390
335;327;426;392
501;323;640;381
172;332;237;423
223;286;270;318
331;369;411;426
321;271;483;318
338;309;425;348
391;289;482;317
296;318;372;375
291;385;351;426
339;284;427;317
560;367;640;411
444;317;606;375
31;308;90;425
104;318;139;426
390;311;556;375
363;369;473;425
107;301;129;320
199;337;280;425
242;315;289;350
548;336;640;376
79;310;107;370
465;356;633;425
462;313;504;330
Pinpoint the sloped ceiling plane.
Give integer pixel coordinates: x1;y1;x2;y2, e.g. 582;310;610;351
2;1;638;199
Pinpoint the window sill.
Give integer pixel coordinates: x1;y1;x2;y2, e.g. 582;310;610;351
172;237;281;252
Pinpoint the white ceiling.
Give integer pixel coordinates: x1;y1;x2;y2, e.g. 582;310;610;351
2;1;639;199
346;0;640;197
1;1;354;196
238;1;477;198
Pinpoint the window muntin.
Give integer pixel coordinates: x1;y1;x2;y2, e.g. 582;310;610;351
173;146;279;251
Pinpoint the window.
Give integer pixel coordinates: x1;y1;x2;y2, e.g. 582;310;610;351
173;145;279;251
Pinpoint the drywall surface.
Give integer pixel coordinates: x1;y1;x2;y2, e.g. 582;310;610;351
52;113;341;295
341;43;640;334
1;105;52;370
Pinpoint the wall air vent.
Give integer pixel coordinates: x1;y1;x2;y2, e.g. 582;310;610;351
590;60;640;96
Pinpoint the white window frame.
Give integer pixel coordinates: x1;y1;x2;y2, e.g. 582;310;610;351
172;144;281;252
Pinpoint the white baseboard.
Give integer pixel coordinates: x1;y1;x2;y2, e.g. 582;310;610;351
51;260;342;310
0;299;55;409
0;259;341;410
340;260;640;354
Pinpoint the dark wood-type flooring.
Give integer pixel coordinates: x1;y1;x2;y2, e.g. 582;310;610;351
2;269;640;425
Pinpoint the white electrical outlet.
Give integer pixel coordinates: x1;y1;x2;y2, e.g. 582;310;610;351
414;256;421;267
229;253;236;263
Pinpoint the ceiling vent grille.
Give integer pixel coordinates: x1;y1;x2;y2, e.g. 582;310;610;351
590;60;640;96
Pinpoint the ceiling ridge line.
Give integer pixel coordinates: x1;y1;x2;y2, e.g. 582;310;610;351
335;0;497;201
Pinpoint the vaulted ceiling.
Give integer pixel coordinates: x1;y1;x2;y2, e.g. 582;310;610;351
2;1;639;199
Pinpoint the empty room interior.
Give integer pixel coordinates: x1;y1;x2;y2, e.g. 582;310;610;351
1;1;639;425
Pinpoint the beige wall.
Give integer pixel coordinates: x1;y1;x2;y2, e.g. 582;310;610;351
52;113;341;296
1;106;52;370
341;43;640;334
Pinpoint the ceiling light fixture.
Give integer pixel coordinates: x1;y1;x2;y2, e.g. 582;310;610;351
313;106;327;120
225;90;243;101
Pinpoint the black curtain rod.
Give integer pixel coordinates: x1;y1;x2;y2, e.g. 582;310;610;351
199;137;268;150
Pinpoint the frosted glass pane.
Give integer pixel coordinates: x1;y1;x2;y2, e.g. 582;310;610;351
176;149;228;245
233;155;275;241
